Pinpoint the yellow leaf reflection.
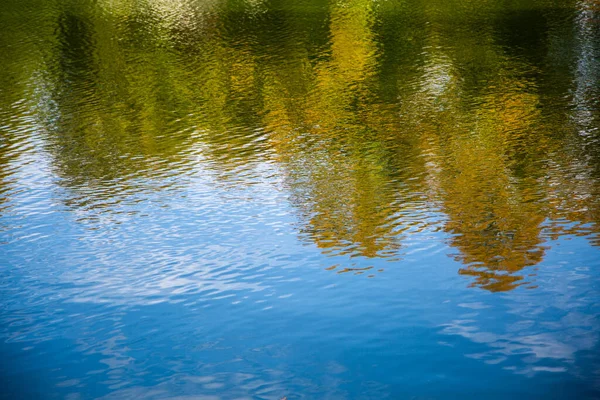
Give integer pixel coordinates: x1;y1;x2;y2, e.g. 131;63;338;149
3;0;599;290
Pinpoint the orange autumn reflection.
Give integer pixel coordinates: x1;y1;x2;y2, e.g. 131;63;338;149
4;0;599;290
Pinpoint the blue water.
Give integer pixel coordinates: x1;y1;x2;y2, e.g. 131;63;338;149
2;152;599;398
1;0;600;398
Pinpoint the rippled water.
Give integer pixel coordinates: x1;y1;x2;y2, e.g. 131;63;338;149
1;0;600;398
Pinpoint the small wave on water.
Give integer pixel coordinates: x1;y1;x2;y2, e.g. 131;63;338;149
1;0;600;398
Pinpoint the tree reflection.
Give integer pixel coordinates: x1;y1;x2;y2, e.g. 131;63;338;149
5;0;600;290
262;0;414;261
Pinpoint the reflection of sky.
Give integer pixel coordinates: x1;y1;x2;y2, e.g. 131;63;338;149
441;238;600;380
3;146;290;305
2;142;600;398
2;1;600;398
3;59;600;395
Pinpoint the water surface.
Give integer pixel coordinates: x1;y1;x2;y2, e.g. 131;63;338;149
1;0;600;398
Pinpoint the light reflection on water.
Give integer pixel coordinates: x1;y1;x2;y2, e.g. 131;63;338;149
1;0;600;398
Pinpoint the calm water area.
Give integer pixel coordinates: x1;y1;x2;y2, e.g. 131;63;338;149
1;0;600;398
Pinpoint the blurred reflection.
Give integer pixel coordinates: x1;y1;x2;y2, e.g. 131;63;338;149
2;0;600;290
47;7;195;190
263;0;412;261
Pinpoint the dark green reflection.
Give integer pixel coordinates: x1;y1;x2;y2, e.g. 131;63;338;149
2;0;600;290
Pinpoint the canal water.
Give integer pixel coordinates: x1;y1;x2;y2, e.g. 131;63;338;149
1;0;599;398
